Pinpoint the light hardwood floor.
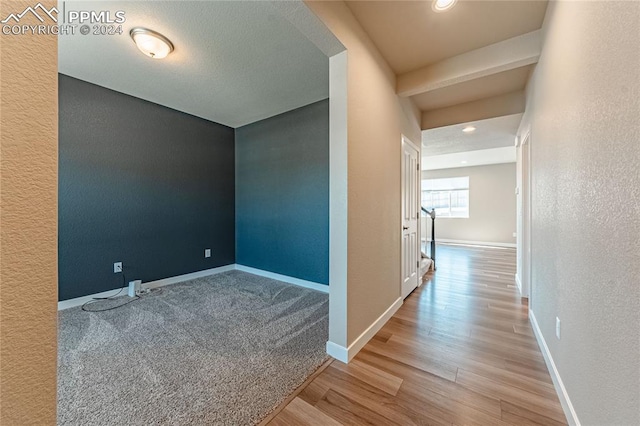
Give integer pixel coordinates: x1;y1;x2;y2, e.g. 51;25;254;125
267;244;567;426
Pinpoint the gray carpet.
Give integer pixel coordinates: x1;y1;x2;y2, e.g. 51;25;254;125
58;271;329;425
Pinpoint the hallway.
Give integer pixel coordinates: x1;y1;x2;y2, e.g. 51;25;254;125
268;244;567;425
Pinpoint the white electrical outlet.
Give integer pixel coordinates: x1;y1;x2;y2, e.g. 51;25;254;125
114;262;122;273
513;232;517;237
556;317;561;339
204;249;211;258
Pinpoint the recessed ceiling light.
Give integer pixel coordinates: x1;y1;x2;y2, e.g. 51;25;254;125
462;126;476;133
130;28;174;59
461;160;468;164
432;0;457;12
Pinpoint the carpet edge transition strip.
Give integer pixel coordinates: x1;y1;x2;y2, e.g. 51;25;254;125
258;357;335;426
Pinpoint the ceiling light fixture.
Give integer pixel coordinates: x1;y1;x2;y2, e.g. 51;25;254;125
130;28;174;59
462;126;476;133
432;0;457;13
461;161;468;164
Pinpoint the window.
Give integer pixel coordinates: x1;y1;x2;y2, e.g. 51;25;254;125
422;177;469;218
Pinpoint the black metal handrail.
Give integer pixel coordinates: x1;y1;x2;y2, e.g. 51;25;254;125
422;207;436;270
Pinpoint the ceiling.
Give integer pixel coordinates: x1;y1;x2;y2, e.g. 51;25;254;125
345;0;548;74
422;113;522;156
58;1;544;133
423;146;516;170
58;1;330;128
422;113;521;170
346;0;547;132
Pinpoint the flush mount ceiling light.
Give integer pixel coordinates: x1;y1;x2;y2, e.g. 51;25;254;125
462;126;476;133
130;27;174;59
432;0;457;12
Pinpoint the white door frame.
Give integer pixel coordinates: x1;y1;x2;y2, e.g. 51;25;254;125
521;131;532;302
401;135;421;299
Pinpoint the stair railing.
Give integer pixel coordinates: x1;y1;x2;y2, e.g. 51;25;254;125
421;207;436;270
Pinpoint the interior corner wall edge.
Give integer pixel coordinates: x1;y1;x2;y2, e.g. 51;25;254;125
303;0;422;346
520;1;640;424
58;74;235;301
235;99;330;285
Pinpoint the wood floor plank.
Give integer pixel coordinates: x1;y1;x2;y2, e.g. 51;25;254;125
357;348;503;419
380;317;433;342
471;325;540;350
314;365;449;425
513;324;535;336
365;336;459;382
269;244;567;426
503;358;554;385
330;359;404;396
315;389;402;426
398;375;505;423
390;314;472;339
297;380;331;407
383;332;556;401
500;400;568;426
268;397;342;426
371;328;393;343
427;327;545;363
384;332;519;376
456;369;566;423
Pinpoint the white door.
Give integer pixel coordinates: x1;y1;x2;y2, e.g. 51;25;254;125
401;137;420;299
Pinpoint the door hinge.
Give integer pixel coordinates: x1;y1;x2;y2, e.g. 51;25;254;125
417;163;420;170
417;261;420;268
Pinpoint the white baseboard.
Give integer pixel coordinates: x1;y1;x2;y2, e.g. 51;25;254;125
57;287;130;311
515;273;522;294
427;238;516;248
529;309;580;426
58;264;328;310
59;264;236;310
326;297;403;363
235;264;329;293
143;264;237;290
326;341;349;363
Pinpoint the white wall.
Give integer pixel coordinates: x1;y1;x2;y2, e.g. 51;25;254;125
520;1;640;424
422;163;516;246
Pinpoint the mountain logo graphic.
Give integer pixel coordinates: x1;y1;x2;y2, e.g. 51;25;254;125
1;3;58;24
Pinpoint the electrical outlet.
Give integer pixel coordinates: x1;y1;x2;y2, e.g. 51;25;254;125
114;262;122;273
513;232;517;237
204;249;211;258
556;317;561;339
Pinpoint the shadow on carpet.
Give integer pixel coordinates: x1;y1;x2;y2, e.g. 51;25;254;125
58;271;329;425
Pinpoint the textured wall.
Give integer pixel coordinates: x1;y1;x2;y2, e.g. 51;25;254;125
59;75;235;300
422;163;517;245
304;1;422;344
520;1;640;424
235;100;329;284
0;0;58;422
